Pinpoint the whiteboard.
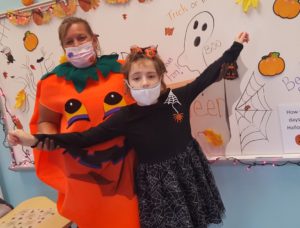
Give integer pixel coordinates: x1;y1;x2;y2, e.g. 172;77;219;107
0;0;300;170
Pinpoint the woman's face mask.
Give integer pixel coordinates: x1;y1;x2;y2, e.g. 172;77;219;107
126;80;161;106
65;41;96;68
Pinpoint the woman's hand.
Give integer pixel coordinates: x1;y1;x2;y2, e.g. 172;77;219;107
235;32;249;44
8;129;38;147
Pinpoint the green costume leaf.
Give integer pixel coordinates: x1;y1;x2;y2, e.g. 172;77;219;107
42;54;121;93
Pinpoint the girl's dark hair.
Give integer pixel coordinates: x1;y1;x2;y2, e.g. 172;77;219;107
121;52;168;91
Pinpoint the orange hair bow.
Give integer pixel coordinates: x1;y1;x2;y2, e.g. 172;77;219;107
130;45;158;58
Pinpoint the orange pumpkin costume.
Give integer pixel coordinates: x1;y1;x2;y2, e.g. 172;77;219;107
30;55;140;228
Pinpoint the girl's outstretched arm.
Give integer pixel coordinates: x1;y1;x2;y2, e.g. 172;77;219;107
8;109;126;149
182;32;250;104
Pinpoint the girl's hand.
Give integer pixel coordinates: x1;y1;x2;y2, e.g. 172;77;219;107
35;138;58;151
235;32;249;44
8;129;38;147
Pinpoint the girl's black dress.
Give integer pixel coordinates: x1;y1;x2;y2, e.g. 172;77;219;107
34;42;243;228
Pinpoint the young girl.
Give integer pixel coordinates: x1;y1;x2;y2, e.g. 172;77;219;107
9;32;249;228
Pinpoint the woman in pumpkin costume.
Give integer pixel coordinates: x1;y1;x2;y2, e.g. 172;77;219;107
10;32;249;228
29;17;140;228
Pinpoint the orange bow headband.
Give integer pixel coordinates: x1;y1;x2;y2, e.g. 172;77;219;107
130;45;158;58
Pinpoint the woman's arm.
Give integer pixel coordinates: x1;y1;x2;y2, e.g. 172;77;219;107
37;104;61;134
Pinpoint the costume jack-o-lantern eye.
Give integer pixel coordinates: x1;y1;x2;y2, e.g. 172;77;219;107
103;92;127;119
104;92;123;105
65;99;82;113
65;98;90;128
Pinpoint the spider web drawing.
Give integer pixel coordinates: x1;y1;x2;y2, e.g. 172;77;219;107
235;72;272;152
164;90;182;113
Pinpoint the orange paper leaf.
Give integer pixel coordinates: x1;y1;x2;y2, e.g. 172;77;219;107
202;129;224;147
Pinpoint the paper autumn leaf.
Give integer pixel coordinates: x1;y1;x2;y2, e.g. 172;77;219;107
106;0;129;4
78;0;100;12
202;129;224;147
236;0;259;13
59;54;68;64
52;0;77;18
7;11;31;26
15;89;26;109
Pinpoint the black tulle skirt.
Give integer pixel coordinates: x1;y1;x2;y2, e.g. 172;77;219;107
136;139;225;228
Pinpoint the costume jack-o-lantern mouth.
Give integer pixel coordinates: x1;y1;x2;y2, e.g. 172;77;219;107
103;91;127;119
65;98;90;128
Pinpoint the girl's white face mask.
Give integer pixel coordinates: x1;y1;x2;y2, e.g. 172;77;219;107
126;80;161;106
65;41;96;68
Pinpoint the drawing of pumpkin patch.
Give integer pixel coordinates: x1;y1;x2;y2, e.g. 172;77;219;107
273;0;300;19
23;31;38;52
258;52;285;76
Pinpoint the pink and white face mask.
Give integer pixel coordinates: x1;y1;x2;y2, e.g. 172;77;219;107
65;41;96;68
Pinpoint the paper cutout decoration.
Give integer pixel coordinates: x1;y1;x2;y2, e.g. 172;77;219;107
15;89;26;109
7;11;31;25
165;27;174;36
295;134;300;145
78;0;100;11
52;0;77;18
23;31;39;52
32;8;52;25
22;0;35;6
12;115;24;129
220;62;239;80
59;54;68;64
258;52;285;76
236;0;259;13
202;129;224;147
0;46;16;64
273;0;300;19
106;0;129;4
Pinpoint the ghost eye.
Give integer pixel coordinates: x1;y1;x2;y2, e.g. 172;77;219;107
193;20;198;30
202;23;207;31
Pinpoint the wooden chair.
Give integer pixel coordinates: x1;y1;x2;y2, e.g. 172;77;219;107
0;196;72;228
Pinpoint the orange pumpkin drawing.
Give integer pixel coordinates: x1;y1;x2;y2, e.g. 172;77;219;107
273;0;300;19
258;52;285;76
22;0;34;6
23;31;38;52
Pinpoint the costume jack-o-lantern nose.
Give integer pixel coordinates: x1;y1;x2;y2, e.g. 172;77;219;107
65;98;90;128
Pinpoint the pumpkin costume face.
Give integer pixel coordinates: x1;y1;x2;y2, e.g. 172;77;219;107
30;56;140;228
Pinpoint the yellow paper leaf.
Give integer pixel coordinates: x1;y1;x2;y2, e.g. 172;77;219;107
15;89;26;109
235;0;259;13
59;54;68;64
